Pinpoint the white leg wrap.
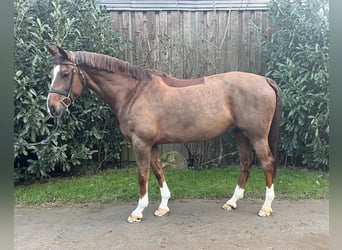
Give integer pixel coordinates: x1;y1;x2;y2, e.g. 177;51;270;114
131;187;149;218
223;185;245;209
262;184;275;209
259;184;275;217
159;181;171;210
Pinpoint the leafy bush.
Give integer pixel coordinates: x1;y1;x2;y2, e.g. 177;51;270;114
254;0;329;169
14;0;129;182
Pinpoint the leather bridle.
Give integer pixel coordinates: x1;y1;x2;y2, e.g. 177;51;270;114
48;61;85;109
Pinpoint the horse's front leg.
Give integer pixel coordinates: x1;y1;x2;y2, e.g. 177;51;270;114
127;138;152;223
151;145;171;217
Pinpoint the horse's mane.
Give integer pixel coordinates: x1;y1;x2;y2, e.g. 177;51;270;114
73;51;166;81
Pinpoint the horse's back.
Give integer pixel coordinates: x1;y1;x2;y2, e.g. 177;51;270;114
201;71;276;105
205;71;269;88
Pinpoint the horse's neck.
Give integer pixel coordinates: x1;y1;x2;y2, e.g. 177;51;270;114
83;68;139;114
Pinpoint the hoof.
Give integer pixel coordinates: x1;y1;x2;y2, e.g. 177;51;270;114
127;214;143;223
154;208;170;217
222;202;236;211
258;208;273;217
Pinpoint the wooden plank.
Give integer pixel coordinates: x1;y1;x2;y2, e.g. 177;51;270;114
252;10;263;73
134;11;145;67
223;9;232;72
169;11;182;77
166;11;173;74
129;11;137;64
121;11;130;61
261;11;269;73
182;11;192;78
179;11;186;78
188;11;200;78
158;11;169;73
154;11;160;70
143;11;156;68
198;11;207;77
141;11;149;67
228;11;240;71
206;10;218;75
248;11;255;72
239;10;250;71
109;11;119;30
217;10;228;73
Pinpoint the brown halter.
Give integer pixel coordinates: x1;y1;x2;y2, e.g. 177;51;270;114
48;61;85;109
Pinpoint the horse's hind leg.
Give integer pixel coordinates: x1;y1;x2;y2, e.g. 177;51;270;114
252;138;275;217
223;130;253;210
151;145;171;217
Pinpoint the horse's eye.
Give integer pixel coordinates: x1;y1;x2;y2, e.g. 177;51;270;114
62;71;70;77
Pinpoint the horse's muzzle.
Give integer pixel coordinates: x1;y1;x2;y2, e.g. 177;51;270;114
48;104;66;118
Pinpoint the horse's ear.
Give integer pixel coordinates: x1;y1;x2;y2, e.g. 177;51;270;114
57;46;74;62
46;45;58;56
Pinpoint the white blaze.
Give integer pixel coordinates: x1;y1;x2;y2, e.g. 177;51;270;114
47;65;61;115
51;65;60;86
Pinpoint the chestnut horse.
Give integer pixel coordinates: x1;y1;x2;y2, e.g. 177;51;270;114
46;46;282;223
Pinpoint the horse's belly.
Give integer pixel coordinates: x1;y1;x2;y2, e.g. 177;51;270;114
157;112;233;144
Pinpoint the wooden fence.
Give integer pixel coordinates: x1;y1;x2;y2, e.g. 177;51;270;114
109;9;270;77
102;1;271;165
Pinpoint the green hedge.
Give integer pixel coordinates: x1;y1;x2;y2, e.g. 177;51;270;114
255;0;329;170
14;0;129;182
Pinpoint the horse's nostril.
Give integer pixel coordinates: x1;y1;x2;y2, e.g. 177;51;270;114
49;105;56;115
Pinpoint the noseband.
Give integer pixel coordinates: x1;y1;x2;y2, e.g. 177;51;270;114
48;61;85;109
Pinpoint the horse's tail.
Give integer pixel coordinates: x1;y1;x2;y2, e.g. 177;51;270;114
265;77;282;178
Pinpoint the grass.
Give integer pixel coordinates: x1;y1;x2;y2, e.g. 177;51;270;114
14;166;329;206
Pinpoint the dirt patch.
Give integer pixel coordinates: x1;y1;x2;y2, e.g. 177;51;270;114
14;199;328;249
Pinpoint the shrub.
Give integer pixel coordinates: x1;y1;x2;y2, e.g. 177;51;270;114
14;0;129;182
254;0;329;169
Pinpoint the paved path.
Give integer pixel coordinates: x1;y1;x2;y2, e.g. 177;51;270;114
14;199;329;249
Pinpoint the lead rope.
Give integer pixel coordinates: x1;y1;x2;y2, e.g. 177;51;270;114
14;118;60;147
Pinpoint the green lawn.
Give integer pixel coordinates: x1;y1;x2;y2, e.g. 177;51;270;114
15;166;329;206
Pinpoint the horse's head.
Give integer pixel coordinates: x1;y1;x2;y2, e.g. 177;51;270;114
46;46;85;118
